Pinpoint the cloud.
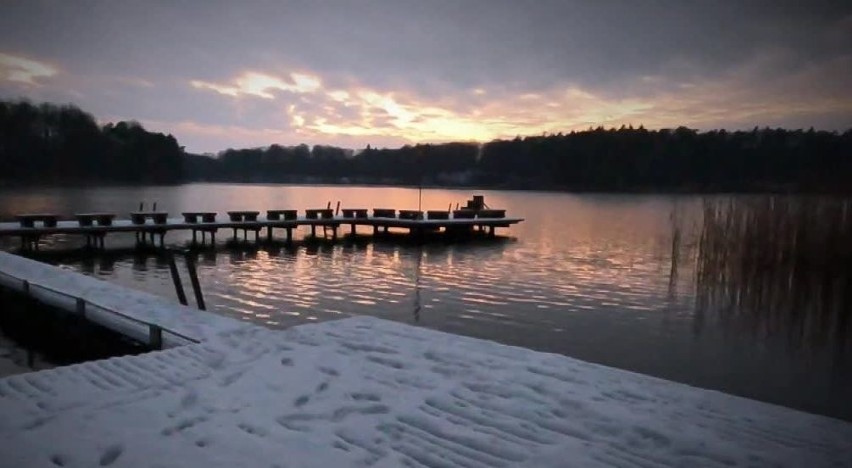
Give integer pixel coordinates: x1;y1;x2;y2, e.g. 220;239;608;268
0;52;57;85
190;72;322;99
181;51;852;152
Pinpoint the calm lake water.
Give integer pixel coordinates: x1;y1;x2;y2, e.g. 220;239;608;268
1;184;850;421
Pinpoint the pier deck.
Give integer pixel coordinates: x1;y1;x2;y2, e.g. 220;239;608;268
1;317;850;467
0;253;850;466
0;214;524;249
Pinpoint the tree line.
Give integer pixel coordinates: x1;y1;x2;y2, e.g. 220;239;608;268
3;100;851;192
0;101;184;184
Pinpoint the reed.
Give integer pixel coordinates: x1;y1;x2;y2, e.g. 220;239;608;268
695;196;852;353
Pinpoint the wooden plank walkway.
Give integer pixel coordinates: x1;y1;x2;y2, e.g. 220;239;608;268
0;210;524;250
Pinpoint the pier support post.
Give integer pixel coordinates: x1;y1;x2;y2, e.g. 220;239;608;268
267;226;273;242
192;230;197;244
76;298;86;318
185;253;206;311
350;224;356;236
286;228;292;243
232;228;237;241
149;325;163;350
373;225;378;236
167;255;188;306
311;225;316;237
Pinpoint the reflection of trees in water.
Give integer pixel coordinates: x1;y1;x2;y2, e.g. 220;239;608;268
695;197;852;355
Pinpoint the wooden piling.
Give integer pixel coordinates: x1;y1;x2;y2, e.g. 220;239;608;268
185;253;206;311
167;255;188;306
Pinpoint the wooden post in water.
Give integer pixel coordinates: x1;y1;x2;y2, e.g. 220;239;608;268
167;254;188;306
184;252;206;310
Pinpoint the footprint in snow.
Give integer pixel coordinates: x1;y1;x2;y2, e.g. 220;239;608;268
294;395;310;407
99;444;123;466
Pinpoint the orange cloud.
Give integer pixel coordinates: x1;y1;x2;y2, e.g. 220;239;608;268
187;58;852;149
190;71;321;99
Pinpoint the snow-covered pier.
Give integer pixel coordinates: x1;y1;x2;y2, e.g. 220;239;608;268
0;251;246;347
1;252;851;467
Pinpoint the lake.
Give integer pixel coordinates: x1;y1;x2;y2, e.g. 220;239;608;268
0;184;850;421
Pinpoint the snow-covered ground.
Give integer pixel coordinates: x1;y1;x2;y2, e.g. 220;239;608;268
1;251;851;466
1;316;850;467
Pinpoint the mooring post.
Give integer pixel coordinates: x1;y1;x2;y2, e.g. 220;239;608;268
149;324;163;350
76;297;86;318
184;252;206;311
22;279;30;295
167;254;188;306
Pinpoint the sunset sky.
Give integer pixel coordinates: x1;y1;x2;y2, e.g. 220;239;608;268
1;0;850;153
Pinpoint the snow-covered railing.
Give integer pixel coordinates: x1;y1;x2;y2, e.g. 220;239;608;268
0;269;199;349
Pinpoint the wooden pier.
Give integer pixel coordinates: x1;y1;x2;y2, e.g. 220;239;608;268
0;207;523;250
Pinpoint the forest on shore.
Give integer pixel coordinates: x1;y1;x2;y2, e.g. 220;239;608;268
2;100;851;192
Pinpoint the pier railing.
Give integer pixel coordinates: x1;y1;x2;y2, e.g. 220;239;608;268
0;270;199;349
